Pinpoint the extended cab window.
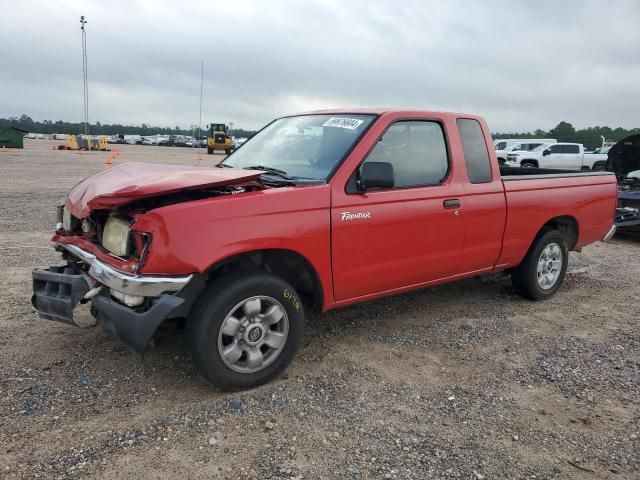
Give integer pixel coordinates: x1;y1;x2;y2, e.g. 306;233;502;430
457;119;492;183
495;141;507;150
362;121;448;188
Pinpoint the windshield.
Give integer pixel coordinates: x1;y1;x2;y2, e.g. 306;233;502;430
222;114;376;180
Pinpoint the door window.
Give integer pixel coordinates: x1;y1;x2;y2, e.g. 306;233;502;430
362;121;449;188
549;145;563;153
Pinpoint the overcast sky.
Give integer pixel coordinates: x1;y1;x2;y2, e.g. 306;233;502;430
2;0;639;132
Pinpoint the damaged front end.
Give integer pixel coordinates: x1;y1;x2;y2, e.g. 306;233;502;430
615;177;640;232
32;162;266;355
32;243;194;355
607;135;640;232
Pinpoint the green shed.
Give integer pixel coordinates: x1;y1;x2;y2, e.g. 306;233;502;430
0;127;27;149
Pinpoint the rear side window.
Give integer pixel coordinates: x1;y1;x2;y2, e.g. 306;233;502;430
363;121;448;188
564;145;579;154
457;119;492;184
495;141;507;150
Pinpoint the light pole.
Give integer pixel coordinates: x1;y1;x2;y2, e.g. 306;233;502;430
80;16;89;137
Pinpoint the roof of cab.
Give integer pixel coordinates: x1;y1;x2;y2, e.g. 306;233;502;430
286;108;480;119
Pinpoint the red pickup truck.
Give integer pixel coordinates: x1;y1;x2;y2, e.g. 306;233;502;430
32;109;618;389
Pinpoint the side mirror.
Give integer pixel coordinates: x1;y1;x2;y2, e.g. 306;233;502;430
359;162;394;191
542;149;551;156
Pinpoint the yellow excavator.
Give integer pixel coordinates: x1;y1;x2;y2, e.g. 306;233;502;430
207;123;234;155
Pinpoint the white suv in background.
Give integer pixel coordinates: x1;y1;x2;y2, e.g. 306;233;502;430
505;143;608;170
494;139;557;164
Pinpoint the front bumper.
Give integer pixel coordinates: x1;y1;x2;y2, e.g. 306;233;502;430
31;244;195;355
615;207;640;232
61;244;192;296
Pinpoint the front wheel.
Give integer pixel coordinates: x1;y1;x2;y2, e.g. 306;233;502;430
207;147;213;155
187;272;305;390
511;229;569;300
225;148;231;155
521;161;537;168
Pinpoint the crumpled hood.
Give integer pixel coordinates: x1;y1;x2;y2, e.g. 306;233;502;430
607;134;640;181
66;162;263;218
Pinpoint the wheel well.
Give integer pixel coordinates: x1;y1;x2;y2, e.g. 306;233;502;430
540;216;579;250
205;249;324;311
521;159;539;167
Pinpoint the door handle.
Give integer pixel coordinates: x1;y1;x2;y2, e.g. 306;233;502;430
443;199;460;209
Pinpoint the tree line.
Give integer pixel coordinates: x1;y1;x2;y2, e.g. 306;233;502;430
3;115;638;150
493;121;640;150
0;115;257;139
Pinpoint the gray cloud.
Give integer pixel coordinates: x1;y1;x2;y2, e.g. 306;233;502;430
1;0;639;131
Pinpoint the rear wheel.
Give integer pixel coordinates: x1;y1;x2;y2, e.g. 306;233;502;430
187;272;305;390
207;147;213;155
511;229;568;300
225;148;231;155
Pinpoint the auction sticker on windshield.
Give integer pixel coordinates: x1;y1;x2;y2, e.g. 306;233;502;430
322;117;364;130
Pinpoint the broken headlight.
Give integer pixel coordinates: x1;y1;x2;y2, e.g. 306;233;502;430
102;215;131;257
59;204;81;232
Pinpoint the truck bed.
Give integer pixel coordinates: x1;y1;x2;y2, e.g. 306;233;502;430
495;167;618;269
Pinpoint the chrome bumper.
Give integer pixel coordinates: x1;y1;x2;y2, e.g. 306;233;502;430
60;243;193;297
601;225;617;243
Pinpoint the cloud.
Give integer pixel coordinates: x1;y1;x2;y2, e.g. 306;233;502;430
1;0;639;131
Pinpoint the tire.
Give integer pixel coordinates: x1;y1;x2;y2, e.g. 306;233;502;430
207;147;213;155
592;162;606;172
186;271;305;390
511;229;569;301
225;148;231;155
521;161;537;168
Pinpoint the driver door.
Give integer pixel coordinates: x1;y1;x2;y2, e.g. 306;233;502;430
331;120;466;301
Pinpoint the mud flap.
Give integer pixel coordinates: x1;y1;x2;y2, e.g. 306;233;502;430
32;266;90;325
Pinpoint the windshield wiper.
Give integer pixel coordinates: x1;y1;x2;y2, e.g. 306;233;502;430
216;163;233;168
243;165;293;179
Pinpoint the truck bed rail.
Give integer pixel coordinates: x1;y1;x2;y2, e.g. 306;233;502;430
500;166;613;180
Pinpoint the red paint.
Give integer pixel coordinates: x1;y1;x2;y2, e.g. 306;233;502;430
66;162;264;218
59;109;618;311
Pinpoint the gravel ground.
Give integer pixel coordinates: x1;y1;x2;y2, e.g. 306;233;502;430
0;140;638;479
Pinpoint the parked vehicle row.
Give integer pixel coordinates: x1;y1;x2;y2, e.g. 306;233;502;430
105;134;246;149
493;138;557;164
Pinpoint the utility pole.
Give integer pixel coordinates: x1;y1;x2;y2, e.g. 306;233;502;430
80;16;89;136
198;60;203;146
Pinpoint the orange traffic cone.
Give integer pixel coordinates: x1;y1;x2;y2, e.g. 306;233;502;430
11;148;18;156
104;154;113;170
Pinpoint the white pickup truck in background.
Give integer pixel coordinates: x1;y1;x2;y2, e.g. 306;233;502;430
493;138;557;164
505;143;609;171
